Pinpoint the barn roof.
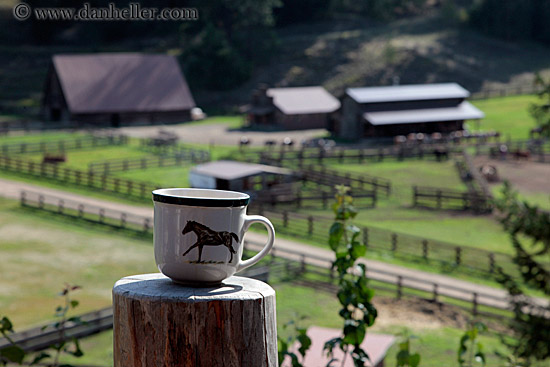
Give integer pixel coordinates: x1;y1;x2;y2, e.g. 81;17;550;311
266;87;340;115
363;101;484;126
347;83;470;104
191;161;292;181
51;53;195;114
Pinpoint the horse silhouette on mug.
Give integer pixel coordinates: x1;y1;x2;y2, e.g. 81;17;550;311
181;220;239;263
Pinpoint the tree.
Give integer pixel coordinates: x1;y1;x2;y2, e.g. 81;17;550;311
529;73;550;138
493;183;550;365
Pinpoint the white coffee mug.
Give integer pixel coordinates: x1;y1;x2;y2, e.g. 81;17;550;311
152;188;275;285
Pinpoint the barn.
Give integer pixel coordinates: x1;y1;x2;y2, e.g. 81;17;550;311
246;85;340;130
335;83;485;140
189;160;292;192
42;53;196;126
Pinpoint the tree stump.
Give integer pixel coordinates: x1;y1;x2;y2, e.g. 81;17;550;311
113;273;277;367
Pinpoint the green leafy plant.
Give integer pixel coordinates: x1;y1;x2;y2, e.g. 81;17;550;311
0;317;25;365
278;317;312;367
0;284;85;367
457;321;487;367
396;330;421;367
529;73;550;138
493;183;550;365
324;185;377;367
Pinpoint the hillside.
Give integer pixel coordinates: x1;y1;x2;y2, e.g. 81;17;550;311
2;7;550;114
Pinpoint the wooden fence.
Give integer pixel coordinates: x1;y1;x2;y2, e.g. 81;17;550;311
0;134;128;155
253;187;377;209
87;150;210;174
19;190;535;281
257;145;460;168
0;156;160;200
302;165;391;196
20;190;154;232
251;205;523;278
412;186;492;213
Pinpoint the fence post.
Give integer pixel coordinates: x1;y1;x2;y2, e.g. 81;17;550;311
322;192;327;209
363;227;369;248
75;170;81;185
488;253;495;274
422;240;428;260
38;195;44;209
113;274;277;367
432;283;438;302
391;233;398;252
78;204;84;218
296;192;301;209
301;254;306;273
412;186;418;207
455;247;462;265
120;213;127;228
472;292;478;316
436;189;442;209
99;209;105;223
396;275;403;300
283;211;288;228
307;216;314;236
20;191;26;206
58;199;64;214
143;218;150;232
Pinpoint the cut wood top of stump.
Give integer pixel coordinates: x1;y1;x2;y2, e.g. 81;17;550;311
113;273;275;302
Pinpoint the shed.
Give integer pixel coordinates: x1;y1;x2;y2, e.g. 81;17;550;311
246;85;340;130
42;53;196;126
189;160;292;192
336;83;484;139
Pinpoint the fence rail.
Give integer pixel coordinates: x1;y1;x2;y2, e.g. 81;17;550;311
0;134;128;155
0;156;160;200
88;150;210;174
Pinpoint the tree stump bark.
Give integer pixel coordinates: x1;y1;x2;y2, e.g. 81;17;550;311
113;273;277;367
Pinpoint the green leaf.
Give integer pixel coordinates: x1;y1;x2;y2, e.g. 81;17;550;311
409;352;421;367
0;345;25;364
396;350;409;366
31;352;51;364
296;328;311;359
329;223;344;250
343;321;366;346
0;317;14;334
70;300;79;309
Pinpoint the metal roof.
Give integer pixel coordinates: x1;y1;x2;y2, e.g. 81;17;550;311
52;53;196;114
363;101;484;126
266;87;340;115
191;161;292;181
347;83;470;104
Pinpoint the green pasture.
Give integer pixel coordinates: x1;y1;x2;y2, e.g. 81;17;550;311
470;95;539;140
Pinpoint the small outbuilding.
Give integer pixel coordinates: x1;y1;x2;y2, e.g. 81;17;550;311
246;85;340;130
42;53;196;126
189;160;292;192
335;83;484;139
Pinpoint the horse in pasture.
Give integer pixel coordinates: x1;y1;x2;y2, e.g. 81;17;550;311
181;221;239;263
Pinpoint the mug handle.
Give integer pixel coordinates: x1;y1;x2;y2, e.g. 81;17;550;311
237;215;275;273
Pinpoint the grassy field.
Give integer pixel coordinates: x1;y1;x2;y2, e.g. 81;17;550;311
470;95;539;140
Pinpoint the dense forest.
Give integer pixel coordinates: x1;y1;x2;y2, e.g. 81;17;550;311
7;0;550;92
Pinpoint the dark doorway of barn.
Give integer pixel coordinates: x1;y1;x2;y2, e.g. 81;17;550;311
50;108;61;121
111;113;121;127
